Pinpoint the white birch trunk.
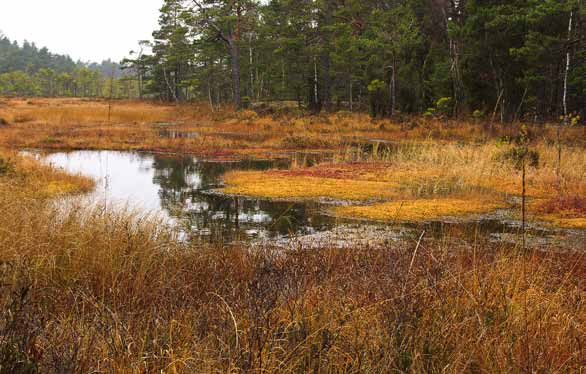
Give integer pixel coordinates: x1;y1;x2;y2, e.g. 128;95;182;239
314;56;319;107
563;10;573;118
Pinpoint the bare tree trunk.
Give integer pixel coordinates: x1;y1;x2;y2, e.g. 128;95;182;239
162;67;177;102
559;10;574;176
229;38;242;109
138;64;143;100
281;58;286;99
249;34;255;101
491;89;504;125
207;60;215;112
107;68;115;125
349;79;353;113
563;10;573;118
322;53;331;111
388;61;396;117
311;55;319;112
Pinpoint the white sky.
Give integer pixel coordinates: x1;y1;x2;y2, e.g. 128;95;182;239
0;0;163;62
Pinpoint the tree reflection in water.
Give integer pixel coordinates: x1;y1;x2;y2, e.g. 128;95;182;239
43;151;335;243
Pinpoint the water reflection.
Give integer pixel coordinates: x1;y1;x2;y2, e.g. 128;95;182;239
35;150;583;250
42;151;336;242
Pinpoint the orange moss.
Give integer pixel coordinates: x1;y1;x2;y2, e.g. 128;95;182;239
335;198;505;221
531;196;586;228
223;170;399;201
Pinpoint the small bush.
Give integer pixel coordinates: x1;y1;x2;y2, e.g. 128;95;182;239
472;109;485;121
494;147;540;169
241;96;251;109
535;195;586;215
368;80;388;118
281;135;333;149
237;109;258;123
0;157;15;175
0;118;9;126
436;97;453;118
13;114;34;123
423;108;435;118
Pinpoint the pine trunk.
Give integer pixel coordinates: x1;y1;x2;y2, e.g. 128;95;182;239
229;38;242;110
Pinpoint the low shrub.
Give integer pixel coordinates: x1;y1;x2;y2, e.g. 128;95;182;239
13;114;34;123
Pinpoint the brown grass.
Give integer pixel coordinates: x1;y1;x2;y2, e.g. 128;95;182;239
0;149;94;197
0;97;584;159
531;195;586;228
0;171;584;372
223;142;586;224
0;121;583;372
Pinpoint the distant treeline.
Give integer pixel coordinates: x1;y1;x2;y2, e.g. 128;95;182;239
0;34;135;98
123;0;585;121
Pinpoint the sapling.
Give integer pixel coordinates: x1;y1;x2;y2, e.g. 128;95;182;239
510;125;538;253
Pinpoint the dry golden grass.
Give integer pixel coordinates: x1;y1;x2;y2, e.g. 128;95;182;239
0;97;584;159
1;98;583;226
531;195;586;228
0;162;584;372
223;170;400;201
223;142;586;225
0;149;94;197
0;117;583;372
336;198;504;221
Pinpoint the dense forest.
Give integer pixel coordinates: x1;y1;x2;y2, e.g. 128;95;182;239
1;1;585;122
125;0;585;121
0;33;129;98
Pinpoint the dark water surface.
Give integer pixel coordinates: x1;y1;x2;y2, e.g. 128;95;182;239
33;150;583;249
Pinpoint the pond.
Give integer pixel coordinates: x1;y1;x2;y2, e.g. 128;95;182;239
37;151;340;242
32;150;584;250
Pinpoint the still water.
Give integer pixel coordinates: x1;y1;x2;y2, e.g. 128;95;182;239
41;151;337;242
33;150;583;249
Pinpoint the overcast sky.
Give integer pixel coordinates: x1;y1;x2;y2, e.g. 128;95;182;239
0;0;163;62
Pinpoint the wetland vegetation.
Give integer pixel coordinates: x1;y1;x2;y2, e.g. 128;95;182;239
0;0;585;372
0;98;583;372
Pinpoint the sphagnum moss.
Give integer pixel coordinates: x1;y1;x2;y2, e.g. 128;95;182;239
221;142;585;224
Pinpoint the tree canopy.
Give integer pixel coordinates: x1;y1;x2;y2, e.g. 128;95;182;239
1;0;584;122
0;33;128;98
139;0;585;121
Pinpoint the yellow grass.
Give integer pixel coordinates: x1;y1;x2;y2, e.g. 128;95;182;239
2;98;581;224
223;171;400;201
0;149;94;197
0;156;582;372
538;216;586;228
1;97;584;159
336;198;504;221
0;107;582;371
222;142;585;222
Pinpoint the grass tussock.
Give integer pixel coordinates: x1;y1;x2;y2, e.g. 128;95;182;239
223;170;400;202
532;195;586;228
1;98;582;224
336;198;503;221
0;181;584;372
0;150;94;197
223;142;586;223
